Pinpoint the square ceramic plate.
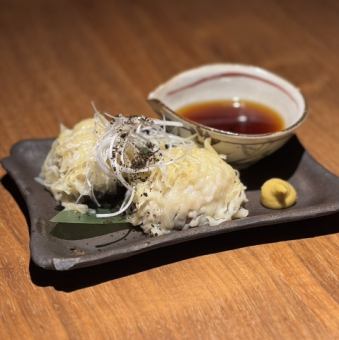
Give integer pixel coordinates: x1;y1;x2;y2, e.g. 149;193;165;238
1;138;339;270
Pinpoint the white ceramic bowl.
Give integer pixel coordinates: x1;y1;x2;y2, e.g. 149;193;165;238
148;64;307;168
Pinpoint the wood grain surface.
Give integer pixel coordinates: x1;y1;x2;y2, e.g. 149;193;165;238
0;1;338;339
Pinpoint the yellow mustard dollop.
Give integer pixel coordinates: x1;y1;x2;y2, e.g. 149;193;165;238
260;178;297;209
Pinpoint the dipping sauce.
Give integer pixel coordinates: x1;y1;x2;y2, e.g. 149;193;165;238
177;99;284;134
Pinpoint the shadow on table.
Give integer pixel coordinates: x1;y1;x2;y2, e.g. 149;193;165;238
29;212;339;292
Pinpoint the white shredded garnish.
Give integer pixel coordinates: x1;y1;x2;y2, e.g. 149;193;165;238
94;111;195;217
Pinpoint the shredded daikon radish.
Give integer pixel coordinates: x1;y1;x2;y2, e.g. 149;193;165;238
130;139;248;235
38;117;117;213
39;110;195;215
38;110;248;234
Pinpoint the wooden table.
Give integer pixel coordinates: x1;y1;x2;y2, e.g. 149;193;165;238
1;1;338;339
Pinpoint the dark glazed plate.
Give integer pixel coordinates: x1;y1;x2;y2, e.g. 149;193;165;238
1;138;339;270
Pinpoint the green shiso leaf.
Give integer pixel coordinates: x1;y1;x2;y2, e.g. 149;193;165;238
50;209;130;225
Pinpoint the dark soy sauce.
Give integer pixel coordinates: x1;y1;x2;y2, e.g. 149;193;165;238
177;99;284;134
